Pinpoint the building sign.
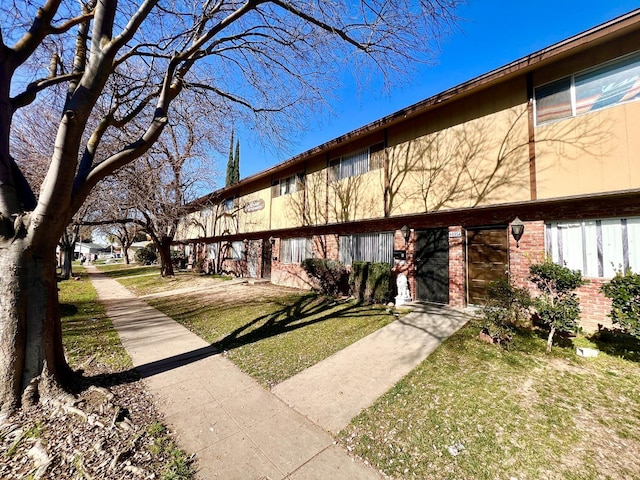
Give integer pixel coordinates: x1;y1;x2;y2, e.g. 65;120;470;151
448;231;462;238
243;199;265;213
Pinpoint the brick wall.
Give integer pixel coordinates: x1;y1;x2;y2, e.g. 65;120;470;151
448;226;466;307
509;219;613;332
394;229;413;300
576;278;613;332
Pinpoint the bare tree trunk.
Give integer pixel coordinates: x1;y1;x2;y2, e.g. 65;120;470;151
123;246;131;264
59;244;74;279
546;326;556;353
0;237;71;412
158;236;175;277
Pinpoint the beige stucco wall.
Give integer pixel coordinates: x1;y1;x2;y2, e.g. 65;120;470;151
236;189;271;233
536;100;640;199
327;168;385;223
385;86;531;215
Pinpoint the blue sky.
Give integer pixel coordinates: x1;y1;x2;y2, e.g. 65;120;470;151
235;1;640;180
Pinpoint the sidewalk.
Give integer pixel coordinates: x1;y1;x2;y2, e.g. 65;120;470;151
86;267;469;479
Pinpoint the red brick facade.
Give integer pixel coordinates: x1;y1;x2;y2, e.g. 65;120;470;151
509;220;613;332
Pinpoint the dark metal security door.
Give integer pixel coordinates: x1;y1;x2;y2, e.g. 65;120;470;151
416;228;449;304
467;227;508;305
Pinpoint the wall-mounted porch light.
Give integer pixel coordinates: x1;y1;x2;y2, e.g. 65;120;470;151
511;217;525;248
400;225;411;246
268;236;276;245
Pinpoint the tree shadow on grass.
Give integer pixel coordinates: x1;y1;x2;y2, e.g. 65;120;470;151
79;295;384;390
588;327;640;362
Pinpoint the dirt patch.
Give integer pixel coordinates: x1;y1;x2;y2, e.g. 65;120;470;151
0;366;193;479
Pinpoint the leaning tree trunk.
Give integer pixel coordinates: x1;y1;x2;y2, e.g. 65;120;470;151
0;234;71;412
546;326;556;353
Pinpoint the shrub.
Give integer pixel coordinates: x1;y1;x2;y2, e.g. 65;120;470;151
601;270;640;338
478;277;532;344
349;261;368;301
529;259;586;352
301;258;348;296
348;262;392;304
364;262;392;304
135;246;157;265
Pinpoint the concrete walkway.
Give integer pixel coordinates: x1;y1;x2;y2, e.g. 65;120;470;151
272;304;470;433
86;267;469;479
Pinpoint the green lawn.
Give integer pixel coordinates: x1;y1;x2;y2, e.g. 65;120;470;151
59;269;132;370
148;292;396;387
100;263;640;478
339;316;640;480
98;263;232;296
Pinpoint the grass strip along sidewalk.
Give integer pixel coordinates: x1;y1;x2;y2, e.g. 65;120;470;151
1;266;196;480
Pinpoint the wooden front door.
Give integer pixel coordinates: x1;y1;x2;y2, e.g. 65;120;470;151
261;239;272;278
467;227;508;305
415;228;449;304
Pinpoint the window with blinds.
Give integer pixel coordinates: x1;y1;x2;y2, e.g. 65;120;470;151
339;232;394;265
546;217;640;278
329;143;384;181
280;237;312;264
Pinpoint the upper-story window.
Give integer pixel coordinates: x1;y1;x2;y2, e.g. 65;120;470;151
329;142;385;181
224;197;236;212
535;52;640;125
272;173;304;198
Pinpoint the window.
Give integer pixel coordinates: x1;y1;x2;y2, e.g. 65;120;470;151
272;173;304;198
280;237;312;264
535;78;572;124
535;52;640;125
329;143;384;181
339;232;394;265
225;240;243;260
546;217;640;278
224;197;235;212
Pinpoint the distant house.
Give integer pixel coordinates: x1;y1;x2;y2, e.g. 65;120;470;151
176;9;640;331
73;242;105;260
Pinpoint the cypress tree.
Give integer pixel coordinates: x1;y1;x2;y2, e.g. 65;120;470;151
225;130;234;186
233;139;240;184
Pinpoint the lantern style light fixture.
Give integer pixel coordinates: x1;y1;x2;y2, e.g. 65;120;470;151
511;217;525;247
269;236;276;245
400;225;411;246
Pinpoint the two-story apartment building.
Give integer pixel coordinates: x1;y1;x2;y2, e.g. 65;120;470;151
176;9;640;331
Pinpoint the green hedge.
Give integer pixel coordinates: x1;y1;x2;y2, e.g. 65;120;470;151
349;261;392;304
301;258;348;296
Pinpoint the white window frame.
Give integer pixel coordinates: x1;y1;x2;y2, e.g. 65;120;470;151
272;173;304;198
534;51;640;126
226;240;243;260
280;237;312;264
546;217;640;278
